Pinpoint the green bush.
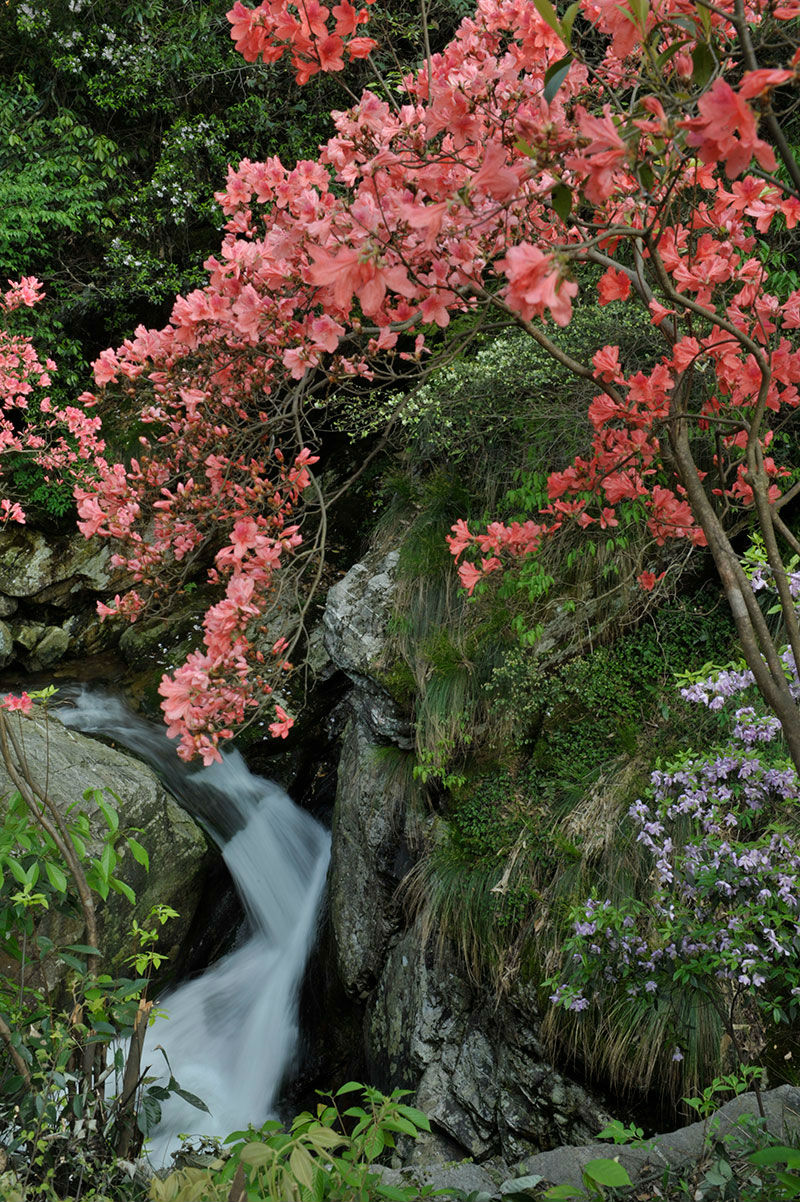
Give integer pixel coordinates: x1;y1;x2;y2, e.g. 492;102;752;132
149;1084;434;1202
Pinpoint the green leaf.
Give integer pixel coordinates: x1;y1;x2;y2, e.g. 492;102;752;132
290;1144;316;1190
127;838;149;871
503;1175;545;1194
560;1;581;46
59;952;87;974
7;858;27;886
750;1146;800;1168
99;842;115;882
335;1081;365;1096
137;1092;162;1136
691;42;714;87
551;183;573;221
583;1158;633;1188
532;0;563;39
543;1186;583;1201
544;54;573;103
45;861;68;893
629;0;648;29
362;1125;385;1162
88;789;120;836
656;38;691;69
239;1141;275;1167
305;1126;347;1151
109;876;136;905
395;1105;431;1132
381;1117;420;1138
168;1082;211;1114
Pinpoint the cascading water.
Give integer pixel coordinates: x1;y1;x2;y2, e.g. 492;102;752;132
56;689;330;1165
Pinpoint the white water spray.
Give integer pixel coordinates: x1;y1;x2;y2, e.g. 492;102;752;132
57;689;330;1164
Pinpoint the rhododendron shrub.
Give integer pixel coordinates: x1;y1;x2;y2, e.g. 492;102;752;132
76;0;800;762
0;279;103;526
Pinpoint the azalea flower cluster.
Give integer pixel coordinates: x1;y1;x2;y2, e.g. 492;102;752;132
435;18;800;624
227;0;377;83
73;0;800;756
0;279;104;527
549;666;800;1067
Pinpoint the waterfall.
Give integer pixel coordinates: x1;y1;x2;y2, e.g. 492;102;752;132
57;689;330;1165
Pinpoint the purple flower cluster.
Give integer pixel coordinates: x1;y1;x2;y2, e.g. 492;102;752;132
748;563;800;600
679;648;800;712
547;660;800;1043
680;667;755;710
732;707;783;746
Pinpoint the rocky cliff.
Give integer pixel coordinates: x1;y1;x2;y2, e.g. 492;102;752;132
321;549;609;1175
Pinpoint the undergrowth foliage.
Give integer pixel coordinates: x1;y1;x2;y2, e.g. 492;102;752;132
0;692;197;1199
148;1084;433;1202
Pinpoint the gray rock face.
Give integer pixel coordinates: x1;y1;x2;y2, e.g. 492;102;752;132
0;527;116;601
322;548;610;1170
377;1085;800;1200
0;527;127;670
323;550;412;747
378;1159;502;1200
329;714;410;997
324;550;400;677
0;619;13;668
503;1085;800;1195
324;547;418;998
0;708;211;973
366;923;608;1166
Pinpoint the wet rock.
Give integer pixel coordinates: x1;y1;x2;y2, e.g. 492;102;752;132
12;621;46;651
0;621;13;668
378;1160;501;1200
25;625;71;670
366;923;609;1166
0;528;116;602
329;714;410;997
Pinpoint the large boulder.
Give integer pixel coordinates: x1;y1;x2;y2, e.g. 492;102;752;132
0;707;212;976
376;1085;800;1200
501;1085;800;1196
366;922;609;1167
323;549;412;747
0;527;115;604
0;527;127;670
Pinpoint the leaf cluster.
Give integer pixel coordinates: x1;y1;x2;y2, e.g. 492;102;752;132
150;1084;434;1202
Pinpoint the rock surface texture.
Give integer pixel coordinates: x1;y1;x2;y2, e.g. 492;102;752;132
322;550;608;1172
378;1086;800;1199
0;527;126;669
367;922;607;1166
0;708;211;970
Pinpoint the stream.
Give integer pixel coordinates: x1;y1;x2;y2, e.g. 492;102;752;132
56;689;331;1165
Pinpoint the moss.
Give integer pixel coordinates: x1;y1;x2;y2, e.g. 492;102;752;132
376;658;417;709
